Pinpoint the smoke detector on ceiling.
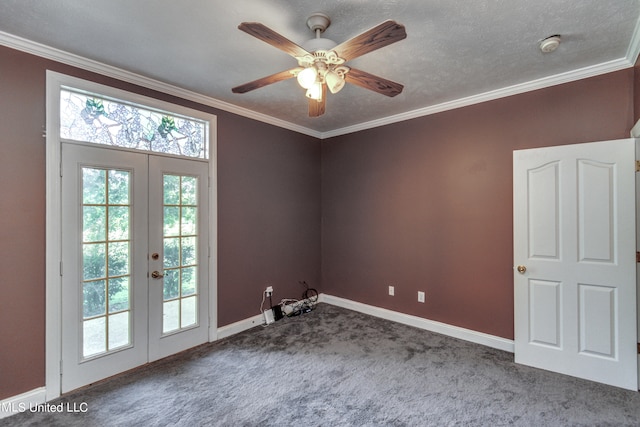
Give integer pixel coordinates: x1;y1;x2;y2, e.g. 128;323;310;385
540;35;561;53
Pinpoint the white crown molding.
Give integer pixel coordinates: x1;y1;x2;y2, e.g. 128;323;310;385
626;13;640;67
0;31;322;139
0;30;636;141
321;57;634;139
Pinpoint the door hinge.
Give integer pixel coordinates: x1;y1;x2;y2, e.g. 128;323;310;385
637;343;640;354
636;160;640;172
637;252;640;263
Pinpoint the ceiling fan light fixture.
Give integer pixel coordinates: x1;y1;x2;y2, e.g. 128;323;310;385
305;81;323;101
297;66;318;89
325;69;345;94
233;15;406;118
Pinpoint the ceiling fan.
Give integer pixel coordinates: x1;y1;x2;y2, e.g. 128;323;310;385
231;13;407;118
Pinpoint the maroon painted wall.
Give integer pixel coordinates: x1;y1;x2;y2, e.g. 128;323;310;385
0;47;47;401
217;115;321;324
321;70;635;340
0;45;320;400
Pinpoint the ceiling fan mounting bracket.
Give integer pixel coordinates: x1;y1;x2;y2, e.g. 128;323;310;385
296;50;346;68
306;12;331;34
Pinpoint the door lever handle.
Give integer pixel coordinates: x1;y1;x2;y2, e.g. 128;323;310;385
151;270;164;279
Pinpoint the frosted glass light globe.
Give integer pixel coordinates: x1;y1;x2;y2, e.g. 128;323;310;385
305;81;323;100
325;70;345;94
297;67;317;89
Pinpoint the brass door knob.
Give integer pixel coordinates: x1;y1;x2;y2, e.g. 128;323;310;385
151;270;164;279
516;265;527;274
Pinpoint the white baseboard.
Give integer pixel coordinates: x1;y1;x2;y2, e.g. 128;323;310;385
0;387;46;419
216;313;263;340
319;294;515;353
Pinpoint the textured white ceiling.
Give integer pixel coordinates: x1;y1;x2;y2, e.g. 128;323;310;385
0;0;639;137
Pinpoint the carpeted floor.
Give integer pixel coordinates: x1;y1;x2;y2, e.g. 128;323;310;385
3;303;640;426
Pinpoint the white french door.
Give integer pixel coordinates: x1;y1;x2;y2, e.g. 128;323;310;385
513;138;637;390
61;143;209;392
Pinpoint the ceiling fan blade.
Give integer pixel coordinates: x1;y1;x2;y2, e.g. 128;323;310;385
232;68;301;94
333;20;406;61
344;68;403;97
308;85;327;117
239;22;310;58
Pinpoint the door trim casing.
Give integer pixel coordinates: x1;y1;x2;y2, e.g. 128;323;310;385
45;71;218;400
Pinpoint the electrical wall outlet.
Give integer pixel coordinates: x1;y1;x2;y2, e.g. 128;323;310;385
418;291;425;303
388;285;395;296
265;286;273;296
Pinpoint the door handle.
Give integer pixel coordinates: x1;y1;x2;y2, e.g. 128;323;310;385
516;265;527;274
151;270;164;279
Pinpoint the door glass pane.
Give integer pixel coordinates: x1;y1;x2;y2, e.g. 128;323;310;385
181;297;197;328
163;300;180;333
108;241;129;277
181;207;196;235
108;206;129;240
83;280;106;318
82;169;106;204
108;312;130;349
162;174;199;334
81;167;132;358
108;170;130;205
83;206;106;242
163;175;180;204
163;237;180;268
181;176;197;205
181;266;196;296
83;317;106;357
108;277;130;312
163;206;180;236
83;243;106;280
163;269;180;300
181;236;197;266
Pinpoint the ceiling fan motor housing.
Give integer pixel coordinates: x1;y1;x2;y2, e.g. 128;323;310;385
302;37;337;52
306;12;331;33
303;13;337;52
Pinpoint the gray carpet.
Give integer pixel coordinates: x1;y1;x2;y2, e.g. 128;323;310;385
3;303;640;426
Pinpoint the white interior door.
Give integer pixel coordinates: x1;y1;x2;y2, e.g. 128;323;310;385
61;143;209;392
513;138;637;391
